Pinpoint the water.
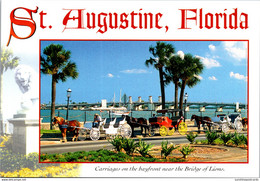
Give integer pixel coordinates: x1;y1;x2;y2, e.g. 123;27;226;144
40;109;248;123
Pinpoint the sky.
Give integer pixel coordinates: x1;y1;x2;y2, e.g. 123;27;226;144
40;40;248;105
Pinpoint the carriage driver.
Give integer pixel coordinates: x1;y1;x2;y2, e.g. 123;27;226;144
93;114;102;128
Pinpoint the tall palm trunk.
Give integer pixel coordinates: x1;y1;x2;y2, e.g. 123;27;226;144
0;71;3;135
174;80;179;115
179;79;187;110
158;67;165;109
50;76;56;130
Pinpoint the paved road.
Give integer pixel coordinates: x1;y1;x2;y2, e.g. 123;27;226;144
40;134;207;154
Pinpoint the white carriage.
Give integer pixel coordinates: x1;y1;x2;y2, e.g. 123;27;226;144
210;113;243;133
78;107;132;141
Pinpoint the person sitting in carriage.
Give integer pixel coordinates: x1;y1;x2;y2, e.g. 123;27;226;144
93;114;102;128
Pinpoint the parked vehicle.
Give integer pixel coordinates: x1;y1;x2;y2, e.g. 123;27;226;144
149;109;187;136
210;113;243;133
78;107;132;141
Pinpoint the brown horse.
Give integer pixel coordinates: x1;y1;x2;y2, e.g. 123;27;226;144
52;116;81;142
191;115;212;133
124;115;150;137
242;117;248;129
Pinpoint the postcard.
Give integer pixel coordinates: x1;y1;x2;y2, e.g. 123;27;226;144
0;0;259;180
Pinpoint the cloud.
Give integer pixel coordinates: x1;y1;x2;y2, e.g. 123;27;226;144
194;74;203;80
107;73;114;78
208;76;217;80
120;69;149;74
209;44;216;51
196;56;221;69
177;50;185;60
230;72;247;81
222;41;247;61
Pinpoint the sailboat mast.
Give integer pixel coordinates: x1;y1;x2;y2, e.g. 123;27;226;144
119;89;122;106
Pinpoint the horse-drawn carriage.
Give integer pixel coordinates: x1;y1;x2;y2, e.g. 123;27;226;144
210;113;243;133
191;113;243;133
149;109;188;136
77;107;132;141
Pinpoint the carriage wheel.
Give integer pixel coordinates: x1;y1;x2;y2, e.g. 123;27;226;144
78;129;87;141
212;124;219;132
167;128;175;136
178;122;187;135
235;121;243;133
221;124;230;133
159;126;168;136
150;127;156;136
90;128;100;141
203;124;209;132
120;124;132;138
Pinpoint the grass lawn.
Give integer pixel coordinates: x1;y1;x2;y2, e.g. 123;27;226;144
40;129;61;134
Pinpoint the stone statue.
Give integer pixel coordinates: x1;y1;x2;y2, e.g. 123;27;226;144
14;65;39;118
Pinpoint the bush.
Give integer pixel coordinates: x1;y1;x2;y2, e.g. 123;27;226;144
121;138;138;155
213;138;224;145
220;132;233;146
136;139;154;158
195;139;208;145
205;131;219;144
231;132;247;146
108;135;124;152
239;134;248;146
178;145;195;159
0;150;59;173
161;141;179;159
40;149;131;162
186;132;198;144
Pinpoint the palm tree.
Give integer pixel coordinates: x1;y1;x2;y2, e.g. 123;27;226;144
0;47;20;135
165;54;183;111
145;42;175;109
179;54;204;109
41;44;79;129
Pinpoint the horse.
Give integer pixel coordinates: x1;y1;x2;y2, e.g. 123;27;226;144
124;115;150;137
241;117;248;129
52;116;81;142
190;115;213;133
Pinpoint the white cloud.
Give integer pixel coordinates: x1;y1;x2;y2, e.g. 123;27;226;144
208;76;217;80
222;41;247;61
177;50;185;60
194;74;203;80
107;73;114;78
230;72;247;81
120;69;149;74
209;44;216;51
196;56;221;69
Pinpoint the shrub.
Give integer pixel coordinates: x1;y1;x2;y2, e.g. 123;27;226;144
220;132;233;146
231;132;247;146
40;149;131;162
186;132;198;144
121;138;138;155
136;139;154;158
239;134;248;146
213;138;224;145
161;141;179;159
108;135;124;152
195;139;208;145
205;131;219;144
178;145;195;159
0;150;59;173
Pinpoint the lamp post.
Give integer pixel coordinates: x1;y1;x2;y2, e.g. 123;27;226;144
66;88;72;120
184;93;188;122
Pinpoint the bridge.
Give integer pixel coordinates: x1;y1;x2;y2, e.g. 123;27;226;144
41;96;247;112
